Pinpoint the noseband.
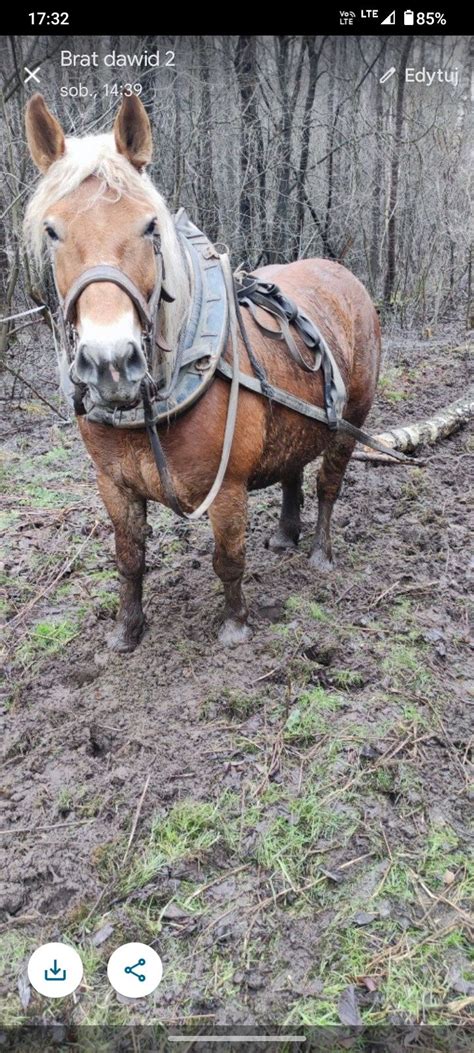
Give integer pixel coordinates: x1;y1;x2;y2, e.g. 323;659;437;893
51;241;174;408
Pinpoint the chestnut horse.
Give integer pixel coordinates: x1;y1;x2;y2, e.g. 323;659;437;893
24;94;381;649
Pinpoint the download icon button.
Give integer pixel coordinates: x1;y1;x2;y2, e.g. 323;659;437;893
28;943;83;998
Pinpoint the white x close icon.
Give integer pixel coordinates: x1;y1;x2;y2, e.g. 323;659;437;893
24;66;41;85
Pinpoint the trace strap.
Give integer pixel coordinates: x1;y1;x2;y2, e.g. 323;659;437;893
216;358;410;464
141;252;242;520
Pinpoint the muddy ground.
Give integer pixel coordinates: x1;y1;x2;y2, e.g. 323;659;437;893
1;324;473;1045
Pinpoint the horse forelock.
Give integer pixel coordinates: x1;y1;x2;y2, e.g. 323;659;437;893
23;132;190;352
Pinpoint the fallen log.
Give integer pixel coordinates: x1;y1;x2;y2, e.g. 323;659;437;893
352;392;474;464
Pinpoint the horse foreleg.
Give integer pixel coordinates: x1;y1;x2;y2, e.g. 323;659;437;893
96;472;147;652
267;471;304;552
208;484;251;646
310;438;355;571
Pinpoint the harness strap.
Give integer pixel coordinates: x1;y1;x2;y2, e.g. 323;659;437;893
63;265;157;328
142;253;241;519
236;275;347;423
242;294;322;374
216;358;412;464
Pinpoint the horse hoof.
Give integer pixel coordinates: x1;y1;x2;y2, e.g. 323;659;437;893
308;549;333;572
266;530;298;554
218;619;252;647
107;625;143;653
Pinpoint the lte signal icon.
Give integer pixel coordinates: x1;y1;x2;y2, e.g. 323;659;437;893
381;10;396;24
404;9;414;23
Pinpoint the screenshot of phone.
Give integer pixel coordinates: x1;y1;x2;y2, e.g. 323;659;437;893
1;7;472;1052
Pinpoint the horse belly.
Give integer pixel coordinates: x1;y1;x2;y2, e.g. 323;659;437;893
248;406;331;490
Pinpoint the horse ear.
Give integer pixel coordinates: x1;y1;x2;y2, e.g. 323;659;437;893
113;94;153;171
25;93;66;172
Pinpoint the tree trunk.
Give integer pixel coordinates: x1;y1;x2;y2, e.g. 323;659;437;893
197;37;220;243
352;393;474;462
235;36;266;265
290;37;321;260
383;38;412;306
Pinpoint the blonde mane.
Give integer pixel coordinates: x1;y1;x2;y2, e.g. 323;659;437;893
23;133;190;356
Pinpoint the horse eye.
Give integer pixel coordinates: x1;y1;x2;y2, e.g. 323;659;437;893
144;219;157;237
45;225;59;242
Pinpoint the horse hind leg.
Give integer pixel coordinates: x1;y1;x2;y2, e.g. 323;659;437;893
267;471;304;553
310;437;355;571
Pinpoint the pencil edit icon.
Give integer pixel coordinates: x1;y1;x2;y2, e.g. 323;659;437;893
380;67;397;84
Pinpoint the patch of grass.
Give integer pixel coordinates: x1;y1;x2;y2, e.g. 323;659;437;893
17;618;79;665
22;484;75;509
401;702;430;729
0;932;35;1026
257;793;356;889
75;789;104;819
285;594;304;613
89;569;116;583
56;787;73;815
205;950;236;998
378;367;408;404
93;589;119;616
113;797;235;895
39;446;71;465
201;687;262;722
331;668;365;690
309;602;329;622
422;823;470;891
286;903;472;1027
284;686;344;744
0;510;19;530
372;767;396;794
381;640;431;690
400;468;428;502
0;932;32;979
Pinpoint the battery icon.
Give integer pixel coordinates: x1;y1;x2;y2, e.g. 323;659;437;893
404;9;414;23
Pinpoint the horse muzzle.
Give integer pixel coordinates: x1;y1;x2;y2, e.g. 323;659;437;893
73;338;147;408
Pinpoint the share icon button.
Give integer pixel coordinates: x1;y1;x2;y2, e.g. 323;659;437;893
107;942;163;998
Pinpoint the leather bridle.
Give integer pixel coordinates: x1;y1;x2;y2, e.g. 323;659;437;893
51;239;174;401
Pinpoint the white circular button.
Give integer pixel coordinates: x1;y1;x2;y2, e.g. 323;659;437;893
107;942;163;998
27;942;83;998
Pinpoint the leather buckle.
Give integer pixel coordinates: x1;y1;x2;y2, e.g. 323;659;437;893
326;404;339;430
195;355;212;373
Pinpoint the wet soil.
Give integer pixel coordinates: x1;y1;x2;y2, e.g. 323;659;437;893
1;325;472;1035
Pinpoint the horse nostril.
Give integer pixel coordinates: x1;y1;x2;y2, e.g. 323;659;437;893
123;342;146;382
75;345;97;383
